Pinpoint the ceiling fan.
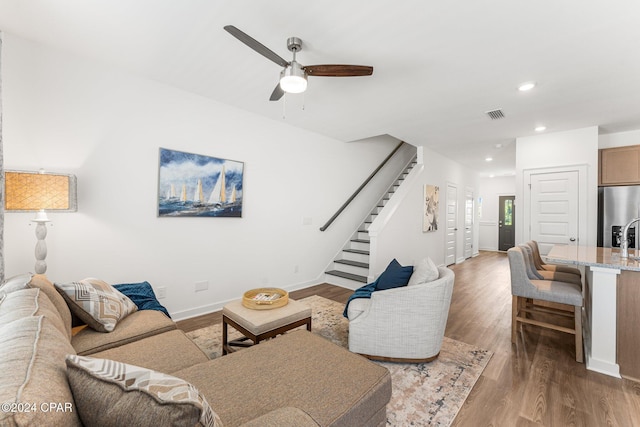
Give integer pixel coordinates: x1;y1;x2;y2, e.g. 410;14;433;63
224;25;374;101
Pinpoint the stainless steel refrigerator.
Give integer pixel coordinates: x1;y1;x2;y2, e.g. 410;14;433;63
598;185;640;248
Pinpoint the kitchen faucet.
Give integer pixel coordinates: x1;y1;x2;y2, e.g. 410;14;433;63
620;217;640;258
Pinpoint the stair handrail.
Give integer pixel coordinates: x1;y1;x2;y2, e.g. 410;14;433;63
320;141;405;231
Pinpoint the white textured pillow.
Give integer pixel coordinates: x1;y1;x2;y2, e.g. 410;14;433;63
65;355;222;427
408;257;439;285
54;278;137;332
0;273;33;294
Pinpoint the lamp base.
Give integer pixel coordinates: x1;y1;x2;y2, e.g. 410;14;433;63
34;220;48;274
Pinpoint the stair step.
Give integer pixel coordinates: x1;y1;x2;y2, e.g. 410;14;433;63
325;270;368;283
356;230;370;240
351;238;370;244
335;259;369;269
344;248;370;255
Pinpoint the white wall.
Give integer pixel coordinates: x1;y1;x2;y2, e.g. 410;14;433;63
1;34;398;319
599;128;640;149
368;146;480;275
515;126;599;246
478;176;516;251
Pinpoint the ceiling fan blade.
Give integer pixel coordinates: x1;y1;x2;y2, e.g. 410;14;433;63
224;25;289;68
269;83;285;101
303;64;373;77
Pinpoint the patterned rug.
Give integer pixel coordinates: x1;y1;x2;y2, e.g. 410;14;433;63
186;295;492;426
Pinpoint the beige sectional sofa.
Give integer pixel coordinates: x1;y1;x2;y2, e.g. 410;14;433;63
0;274;391;427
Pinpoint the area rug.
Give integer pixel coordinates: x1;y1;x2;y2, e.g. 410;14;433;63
186;295;492;426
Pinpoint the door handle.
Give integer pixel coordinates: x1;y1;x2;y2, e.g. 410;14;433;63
569;237;576;242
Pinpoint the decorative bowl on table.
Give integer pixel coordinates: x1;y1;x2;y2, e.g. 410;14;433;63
242;288;289;310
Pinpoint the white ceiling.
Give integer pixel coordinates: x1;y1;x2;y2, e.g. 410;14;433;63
1;0;640;177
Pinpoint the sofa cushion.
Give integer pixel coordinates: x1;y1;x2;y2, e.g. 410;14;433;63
239;407;320;427
65;355;222;427
0;272;33;293
0;315;81;427
91;329;209;373
408;257;439;285
375;259;413;291
0;273;73;337
72;309;176;355
29;275;74;335
55;278;137;332
174;330;391;427
0;288;69;339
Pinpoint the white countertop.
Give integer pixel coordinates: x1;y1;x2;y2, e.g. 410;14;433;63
546;245;640;272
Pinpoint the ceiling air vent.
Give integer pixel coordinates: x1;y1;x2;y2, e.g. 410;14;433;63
485;109;505;120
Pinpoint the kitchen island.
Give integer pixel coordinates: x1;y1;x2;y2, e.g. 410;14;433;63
546;245;640;380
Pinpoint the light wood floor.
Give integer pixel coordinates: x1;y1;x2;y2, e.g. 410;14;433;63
177;251;640;426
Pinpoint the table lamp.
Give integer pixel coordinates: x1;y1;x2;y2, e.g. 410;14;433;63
4;169;77;274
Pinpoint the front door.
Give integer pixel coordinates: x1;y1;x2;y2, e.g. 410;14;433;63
529;170;579;255
445;183;458;265
498;195;515;251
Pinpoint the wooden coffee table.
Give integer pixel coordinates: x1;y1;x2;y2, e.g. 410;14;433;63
222;298;312;355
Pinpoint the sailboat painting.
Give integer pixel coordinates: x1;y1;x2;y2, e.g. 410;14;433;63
158;148;244;217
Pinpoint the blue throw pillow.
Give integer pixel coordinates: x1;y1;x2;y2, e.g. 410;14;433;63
375;259;414;291
113;281;171;318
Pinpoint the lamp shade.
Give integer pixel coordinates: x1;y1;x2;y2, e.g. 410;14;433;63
5;170;77;212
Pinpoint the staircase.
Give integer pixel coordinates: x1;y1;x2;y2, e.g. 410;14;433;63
325;158;418;288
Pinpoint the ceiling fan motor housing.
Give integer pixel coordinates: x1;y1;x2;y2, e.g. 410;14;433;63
287;37;302;53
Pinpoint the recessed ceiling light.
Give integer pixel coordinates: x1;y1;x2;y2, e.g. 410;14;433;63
489;174;495;178
495;143;503;149
535;126;547;132
518;82;536;91
485;157;493;162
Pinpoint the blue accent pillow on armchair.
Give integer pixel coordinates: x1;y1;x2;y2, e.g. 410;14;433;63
375;259;414;291
113;281;171;318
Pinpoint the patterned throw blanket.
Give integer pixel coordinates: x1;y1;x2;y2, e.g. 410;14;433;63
114;281;171;318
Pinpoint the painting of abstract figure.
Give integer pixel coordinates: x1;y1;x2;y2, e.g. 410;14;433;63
423;184;439;232
158;148;244;217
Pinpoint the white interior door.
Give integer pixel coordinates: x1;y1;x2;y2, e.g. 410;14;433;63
529;170;579;255
445;183;458;265
464;188;474;259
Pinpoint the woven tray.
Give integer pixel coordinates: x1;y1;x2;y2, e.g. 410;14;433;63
242;288;289;310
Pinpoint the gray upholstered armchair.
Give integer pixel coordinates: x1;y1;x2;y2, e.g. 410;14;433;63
346;266;455;363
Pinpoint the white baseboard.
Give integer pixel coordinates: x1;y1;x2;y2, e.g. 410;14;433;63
170;278;323;322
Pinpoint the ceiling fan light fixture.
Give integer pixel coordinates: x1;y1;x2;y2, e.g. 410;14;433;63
280;62;307;94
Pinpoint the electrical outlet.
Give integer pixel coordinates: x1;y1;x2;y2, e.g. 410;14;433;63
156;287;167;299
195;280;209;292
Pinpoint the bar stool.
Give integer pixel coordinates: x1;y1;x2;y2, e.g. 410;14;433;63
507;246;583;363
526;240;582;277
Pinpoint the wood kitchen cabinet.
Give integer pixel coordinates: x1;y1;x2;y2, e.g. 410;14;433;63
600;145;640;185
617;270;640;382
